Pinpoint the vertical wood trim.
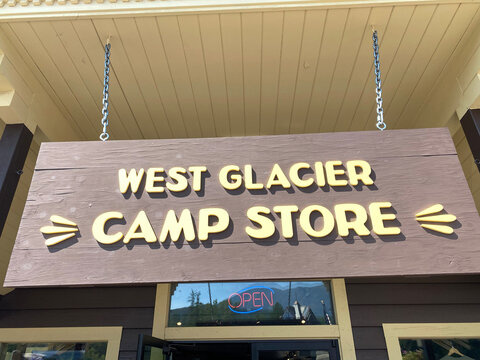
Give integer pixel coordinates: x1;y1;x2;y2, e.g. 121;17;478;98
383;324;403;360
332;278;356;360
152;283;171;339
0;124;32;237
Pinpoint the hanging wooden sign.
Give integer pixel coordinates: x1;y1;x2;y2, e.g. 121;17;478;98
5;128;480;287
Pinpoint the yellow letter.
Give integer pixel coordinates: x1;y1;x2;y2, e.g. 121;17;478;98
166;167;188;192
145;168;165;193
289;163;314;188
123;211;157;243
119;168;145;194
92;211;124;244
198;208;230;241
219;165;242;190
266;164;291;189
244;164;263;190
325;161;348;186
299;205;335;238
273;205;299;238
347;160;374;186
334;204;370;237
189;166;207;192
314;162;326;187
159;209;196;242
246;206;275;239
369;202;400;235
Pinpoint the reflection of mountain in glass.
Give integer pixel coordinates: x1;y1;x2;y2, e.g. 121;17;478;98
168;284;335;327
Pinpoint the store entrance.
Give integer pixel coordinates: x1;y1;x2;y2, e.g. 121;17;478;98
137;335;340;360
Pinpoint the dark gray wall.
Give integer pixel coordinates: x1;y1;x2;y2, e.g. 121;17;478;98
346;276;480;360
0;286;156;360
3;277;480;360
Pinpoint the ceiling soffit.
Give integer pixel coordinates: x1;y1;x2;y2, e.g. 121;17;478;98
0;1;480;141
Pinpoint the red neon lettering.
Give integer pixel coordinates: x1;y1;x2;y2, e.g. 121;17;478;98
262;291;274;306
228;293;242;308
252;292;261;307
242;292;252;306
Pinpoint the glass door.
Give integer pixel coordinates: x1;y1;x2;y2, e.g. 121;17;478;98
252;341;340;360
137;334;170;360
137;336;252;360
137;336;340;360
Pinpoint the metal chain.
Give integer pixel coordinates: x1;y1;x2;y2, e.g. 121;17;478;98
373;30;386;131
100;42;111;141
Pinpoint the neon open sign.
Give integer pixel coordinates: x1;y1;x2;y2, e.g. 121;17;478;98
227;286;275;314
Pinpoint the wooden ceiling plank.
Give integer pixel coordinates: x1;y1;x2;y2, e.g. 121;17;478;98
50;20;129;140
135;17;187;139
93;18;159;139
177;15;217;137
387;4;459;129
272;11;305;135
289;9;326;134
242;12;262;136
0;56;33;107
259;11;283;135
0;23;83;141
303;8;349;133
30;21;104;139
457;23;480;92
114;17;173;139
412;6;480;129
398;4;478;129
334;6;393;132
197;14;230;137
274;10;305;135
220;13;245;136
156;15;202;138
349;5;415;132
9;22;94;140
361;4;437;130
71;19;143;140
320;7;371;133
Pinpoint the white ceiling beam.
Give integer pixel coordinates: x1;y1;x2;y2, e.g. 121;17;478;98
1;0;480;21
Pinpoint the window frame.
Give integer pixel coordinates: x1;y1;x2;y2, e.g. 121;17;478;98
0;326;122;360
152;279;355;359
383;323;480;360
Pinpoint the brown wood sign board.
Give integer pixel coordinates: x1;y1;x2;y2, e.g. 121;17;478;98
5;128;480;287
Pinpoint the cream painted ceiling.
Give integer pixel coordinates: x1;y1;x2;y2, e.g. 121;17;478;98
2;2;479;140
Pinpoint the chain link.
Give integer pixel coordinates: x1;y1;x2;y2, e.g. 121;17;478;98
373;30;386;131
100;42;111;141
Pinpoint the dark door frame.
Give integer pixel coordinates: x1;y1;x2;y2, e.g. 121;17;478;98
252;340;340;360
137;334;340;360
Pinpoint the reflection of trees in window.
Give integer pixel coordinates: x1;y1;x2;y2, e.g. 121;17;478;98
84;343;107;360
169;282;335;326
0;343;106;360
400;339;480;360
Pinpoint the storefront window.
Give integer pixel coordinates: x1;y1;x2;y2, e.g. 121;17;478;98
400;339;480;359
168;280;335;326
0;342;107;360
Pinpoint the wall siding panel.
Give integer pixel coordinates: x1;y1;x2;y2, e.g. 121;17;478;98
346;276;480;360
0;286;156;360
